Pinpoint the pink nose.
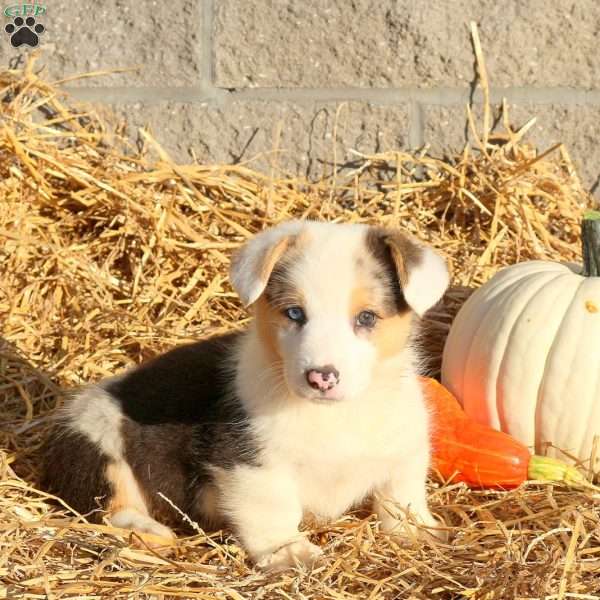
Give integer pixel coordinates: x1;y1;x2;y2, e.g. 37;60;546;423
306;366;340;392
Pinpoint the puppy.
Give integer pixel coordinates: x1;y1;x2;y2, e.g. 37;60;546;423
41;220;449;570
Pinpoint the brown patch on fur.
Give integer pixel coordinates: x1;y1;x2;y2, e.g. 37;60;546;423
352;261;414;359
106;461;150;516
371;312;414;359
358;229;418;358
265;270;304;310
230;232;301;306
254;296;287;360
350;262;392;321
254;234;307;360
253;231;309;306
350;285;373;319
264;234;306;306
258;236;292;290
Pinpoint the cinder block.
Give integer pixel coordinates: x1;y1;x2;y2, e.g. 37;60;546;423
423;103;600;195
108;99;411;178
214;0;600;89
1;0;202;86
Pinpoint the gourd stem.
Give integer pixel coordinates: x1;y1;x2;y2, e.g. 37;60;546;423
582;210;600;277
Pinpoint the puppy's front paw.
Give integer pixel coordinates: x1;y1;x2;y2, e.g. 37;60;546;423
256;538;323;572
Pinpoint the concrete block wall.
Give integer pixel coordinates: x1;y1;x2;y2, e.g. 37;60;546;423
2;0;600;195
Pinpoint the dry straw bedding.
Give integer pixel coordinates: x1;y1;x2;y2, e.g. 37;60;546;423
1;47;599;599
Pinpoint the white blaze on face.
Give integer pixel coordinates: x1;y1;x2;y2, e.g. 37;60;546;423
276;224;377;401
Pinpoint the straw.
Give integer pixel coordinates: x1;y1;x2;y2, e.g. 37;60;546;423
1;33;598;598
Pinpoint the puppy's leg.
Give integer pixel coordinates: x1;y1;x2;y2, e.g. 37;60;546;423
106;461;175;548
215;464;322;570
373;454;442;542
110;508;175;544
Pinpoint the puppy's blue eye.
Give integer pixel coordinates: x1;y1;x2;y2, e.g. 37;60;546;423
285;306;306;324
356;310;377;328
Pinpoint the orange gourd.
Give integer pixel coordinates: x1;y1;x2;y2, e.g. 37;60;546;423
420;377;584;488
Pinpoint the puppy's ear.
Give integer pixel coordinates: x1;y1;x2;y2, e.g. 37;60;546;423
372;229;450;317
229;221;303;307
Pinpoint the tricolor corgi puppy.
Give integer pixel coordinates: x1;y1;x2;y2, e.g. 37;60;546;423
42;220;449;570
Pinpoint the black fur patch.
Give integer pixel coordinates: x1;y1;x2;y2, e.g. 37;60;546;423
365;227;421;314
106;331;260;523
40;427;112;520
42;332;260;527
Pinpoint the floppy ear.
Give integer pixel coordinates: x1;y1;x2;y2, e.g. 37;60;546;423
382;231;450;317
229;220;304;307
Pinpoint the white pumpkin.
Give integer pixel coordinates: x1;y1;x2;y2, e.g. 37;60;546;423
441;216;600;471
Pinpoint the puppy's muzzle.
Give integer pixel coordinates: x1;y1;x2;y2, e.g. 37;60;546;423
305;366;340;392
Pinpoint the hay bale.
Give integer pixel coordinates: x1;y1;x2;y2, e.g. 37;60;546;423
1;53;598;598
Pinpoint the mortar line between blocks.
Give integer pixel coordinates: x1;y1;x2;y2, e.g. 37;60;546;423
408;102;424;149
223;86;600;105
200;0;215;88
65;86;600;107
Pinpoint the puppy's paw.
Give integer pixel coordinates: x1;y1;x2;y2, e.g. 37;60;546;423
131;526;176;550
256;538;323;572
110;508;176;550
381;511;447;544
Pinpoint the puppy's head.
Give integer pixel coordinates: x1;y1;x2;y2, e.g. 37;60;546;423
230;221;449;402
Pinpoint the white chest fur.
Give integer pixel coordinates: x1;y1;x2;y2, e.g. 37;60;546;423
237;334;431;521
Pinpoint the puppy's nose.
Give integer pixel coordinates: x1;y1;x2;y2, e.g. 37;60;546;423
305;365;340;392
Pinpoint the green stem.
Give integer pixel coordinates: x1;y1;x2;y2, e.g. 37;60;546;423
582;210;600;277
528;455;585;485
